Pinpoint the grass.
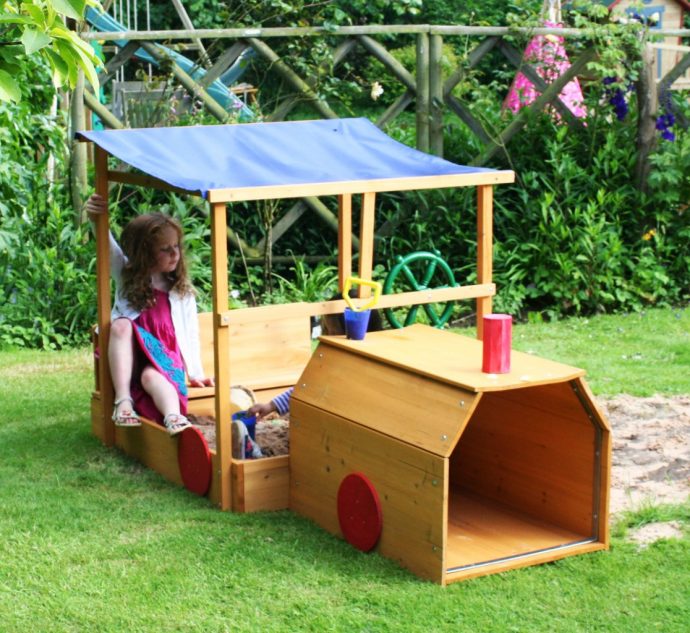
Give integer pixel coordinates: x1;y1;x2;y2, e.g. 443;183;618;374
0;307;688;632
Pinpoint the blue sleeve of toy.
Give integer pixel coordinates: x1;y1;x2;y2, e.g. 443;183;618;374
271;388;294;416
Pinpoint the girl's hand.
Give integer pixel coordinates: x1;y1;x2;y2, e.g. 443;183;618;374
189;376;215;388
85;194;107;218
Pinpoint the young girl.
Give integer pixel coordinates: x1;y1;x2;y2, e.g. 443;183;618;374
87;194;213;436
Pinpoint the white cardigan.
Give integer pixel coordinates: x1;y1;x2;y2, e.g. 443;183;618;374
109;232;206;381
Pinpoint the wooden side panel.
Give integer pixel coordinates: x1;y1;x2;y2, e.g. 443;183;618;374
294;345;477;458
290;400;448;584
198;311;312;390
115;419;182;486
573;377;611;546
451;381;600;536
90;394;106;444
232;455;290;512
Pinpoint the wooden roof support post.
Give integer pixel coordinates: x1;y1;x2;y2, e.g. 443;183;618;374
338;194;353;291
357;192;376;298
476;185;493;340
94;146;115;446
210;200;232;510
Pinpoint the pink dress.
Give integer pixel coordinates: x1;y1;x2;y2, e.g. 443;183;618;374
130;289;188;424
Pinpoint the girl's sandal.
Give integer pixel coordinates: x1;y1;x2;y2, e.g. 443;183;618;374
112;397;141;427
163;414;192;436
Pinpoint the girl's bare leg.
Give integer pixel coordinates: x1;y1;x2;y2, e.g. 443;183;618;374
109;318;137;420
140;365;180;418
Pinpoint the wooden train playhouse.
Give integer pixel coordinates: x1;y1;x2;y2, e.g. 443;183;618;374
78;117;610;582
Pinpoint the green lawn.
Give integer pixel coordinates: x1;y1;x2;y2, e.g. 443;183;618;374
0;307;688;632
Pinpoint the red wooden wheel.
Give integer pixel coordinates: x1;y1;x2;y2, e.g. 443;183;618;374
177;426;212;496
337;472;382;552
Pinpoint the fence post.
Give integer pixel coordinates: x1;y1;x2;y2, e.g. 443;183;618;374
635;42;658;193
69;71;88;224
429;33;444;156
416;31;430;152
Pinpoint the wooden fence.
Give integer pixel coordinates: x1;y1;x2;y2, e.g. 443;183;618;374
76;22;690;258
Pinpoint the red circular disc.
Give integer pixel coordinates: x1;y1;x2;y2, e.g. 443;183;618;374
177;426;212;496
337;472;382;552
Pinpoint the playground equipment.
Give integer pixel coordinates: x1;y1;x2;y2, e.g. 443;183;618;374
78;117;610;582
85;7;254;119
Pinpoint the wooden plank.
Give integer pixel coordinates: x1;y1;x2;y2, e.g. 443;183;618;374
476;185;493;339
318;325;585;393
115;418;182;485
206;170;515;203
338;194;352;290
105;169;202;196
232;455;290;512
197;312;312;391
445;489;606;583
90;394;106;444
211;201;232;510
293;344;478;457
290;400;447;583
451;382;600;535
217;284;495;325
572;377;612;546
358;192;376;294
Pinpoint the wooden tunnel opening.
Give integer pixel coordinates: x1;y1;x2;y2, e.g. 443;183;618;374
446;380;603;575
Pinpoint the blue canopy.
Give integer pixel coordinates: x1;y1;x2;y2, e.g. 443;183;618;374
77;118;512;200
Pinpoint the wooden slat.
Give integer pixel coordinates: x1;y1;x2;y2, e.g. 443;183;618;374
293;344;478;457
290;400;447;583
206;170;515;203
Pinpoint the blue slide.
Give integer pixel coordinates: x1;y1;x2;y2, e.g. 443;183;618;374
86;7;254;120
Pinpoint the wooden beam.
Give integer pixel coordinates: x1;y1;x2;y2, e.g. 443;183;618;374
338;194;353;290
476;185;493;340
219;283;497;325
206;170;515;203
358;192;376;296
210;201;232;510
94;146;115;446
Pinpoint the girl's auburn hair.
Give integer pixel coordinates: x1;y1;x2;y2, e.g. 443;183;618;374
119;213;194;312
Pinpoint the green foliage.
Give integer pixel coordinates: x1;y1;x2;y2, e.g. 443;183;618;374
0;0;102;102
268;258;339;304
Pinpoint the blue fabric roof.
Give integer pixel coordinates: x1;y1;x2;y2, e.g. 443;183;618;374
77;118;500;199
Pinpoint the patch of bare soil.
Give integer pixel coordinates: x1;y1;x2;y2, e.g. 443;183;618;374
601;394;690;515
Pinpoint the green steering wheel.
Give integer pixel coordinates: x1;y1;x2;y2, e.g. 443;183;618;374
383;250;457;329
